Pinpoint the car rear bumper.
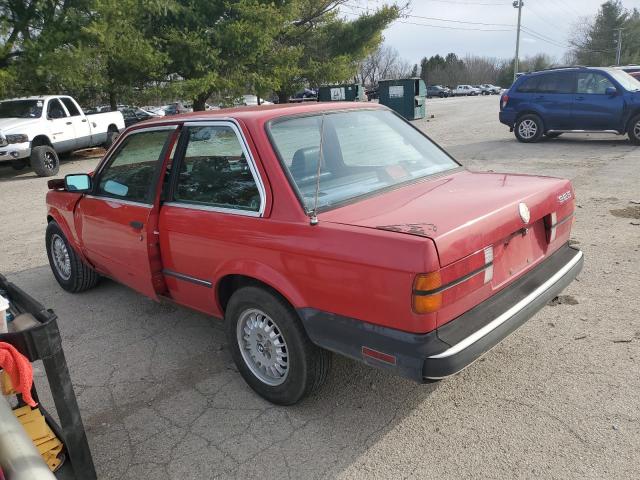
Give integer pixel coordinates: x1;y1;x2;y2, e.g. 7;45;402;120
298;244;583;382
499;110;516;127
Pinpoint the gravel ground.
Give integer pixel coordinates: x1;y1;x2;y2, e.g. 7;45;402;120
1;95;638;479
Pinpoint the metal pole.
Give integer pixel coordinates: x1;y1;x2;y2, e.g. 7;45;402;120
513;0;524;83
0;396;56;480
615;28;623;66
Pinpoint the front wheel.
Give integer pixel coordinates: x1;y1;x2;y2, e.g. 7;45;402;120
30;146;59;177
225;286;331;405
514;114;544;143
46;222;99;292
627;114;640;145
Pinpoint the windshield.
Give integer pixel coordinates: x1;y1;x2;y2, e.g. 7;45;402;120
268;109;458;211
608;69;640;91
0;100;43;119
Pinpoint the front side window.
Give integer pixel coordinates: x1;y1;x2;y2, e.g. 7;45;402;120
173;125;261;212
47;99;68;119
268;109;458;211
577;72;615;94
97;129;173;203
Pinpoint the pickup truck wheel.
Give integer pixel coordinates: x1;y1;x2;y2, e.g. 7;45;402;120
627;114;640;145
226;286;331;405
31;146;60;177
10;159;28;170
515;114;544;143
46;222;99;293
104;129;119;149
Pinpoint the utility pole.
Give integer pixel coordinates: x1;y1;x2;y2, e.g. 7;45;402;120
513;0;524;83
614;28;623;66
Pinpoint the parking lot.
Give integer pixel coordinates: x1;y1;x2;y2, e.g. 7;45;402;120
1;95;639;479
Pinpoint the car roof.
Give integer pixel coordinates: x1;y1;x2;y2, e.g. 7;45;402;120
135;101;386;127
523;66;617;78
1;95;70;102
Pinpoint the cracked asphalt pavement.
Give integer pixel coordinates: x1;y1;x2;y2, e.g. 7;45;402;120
1;96;638;479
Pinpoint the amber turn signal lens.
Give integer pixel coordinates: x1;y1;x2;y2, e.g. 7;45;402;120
412;272;442;314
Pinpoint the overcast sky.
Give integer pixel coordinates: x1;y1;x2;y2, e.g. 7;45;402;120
344;0;640;64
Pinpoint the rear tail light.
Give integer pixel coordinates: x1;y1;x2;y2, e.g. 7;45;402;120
412;272;442;314
412;246;494;314
501;94;509;109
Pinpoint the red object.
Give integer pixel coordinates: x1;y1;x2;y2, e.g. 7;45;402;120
0;342;36;407
45;102;576;337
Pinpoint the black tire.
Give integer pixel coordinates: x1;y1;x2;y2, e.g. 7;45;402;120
46;222;99;293
225;286;331;405
627;114;640;145
104;128;119;149
545;132;562;139
439;92;445;98
10;159;28;170
514;114;544;143
31;145;59;177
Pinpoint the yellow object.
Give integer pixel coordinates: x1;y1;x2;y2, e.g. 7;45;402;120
0;370;17;396
12;404;64;472
413;272;443;313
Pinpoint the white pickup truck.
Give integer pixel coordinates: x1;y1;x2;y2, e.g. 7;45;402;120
0;95;125;176
452;85;481;97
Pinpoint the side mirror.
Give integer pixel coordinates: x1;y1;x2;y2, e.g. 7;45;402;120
64;174;92;192
605;86;618;96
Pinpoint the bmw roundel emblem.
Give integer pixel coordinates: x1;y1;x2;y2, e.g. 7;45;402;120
518;202;531;224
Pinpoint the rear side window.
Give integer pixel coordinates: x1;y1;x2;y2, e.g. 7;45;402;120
60;98;81;116
517;72;574;94
97;129;174;203
173;125;262;213
577;72;615;94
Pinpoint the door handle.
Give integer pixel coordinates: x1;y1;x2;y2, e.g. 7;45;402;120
81;119;87;122
575;96;585;100
130;221;144;230
66;121;72;125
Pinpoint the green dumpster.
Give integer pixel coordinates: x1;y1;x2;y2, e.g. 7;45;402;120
378;78;426;120
317;84;366;102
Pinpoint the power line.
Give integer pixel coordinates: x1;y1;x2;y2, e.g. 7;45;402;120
395;19;513;32
346;3;514;26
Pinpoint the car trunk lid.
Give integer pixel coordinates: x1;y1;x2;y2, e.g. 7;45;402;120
321;169;575;270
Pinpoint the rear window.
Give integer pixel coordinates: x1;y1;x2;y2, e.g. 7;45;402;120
517;72;574;94
268;109;458;211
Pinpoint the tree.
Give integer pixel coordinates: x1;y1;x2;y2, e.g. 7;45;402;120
357;44;411;87
570;0;627;66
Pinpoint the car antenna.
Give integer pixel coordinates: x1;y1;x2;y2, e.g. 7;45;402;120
309;114;325;226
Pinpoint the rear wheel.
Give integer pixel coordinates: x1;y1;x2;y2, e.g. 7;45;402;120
104;127;119;149
225;286;331;405
30;145;59;176
46;222;99;292
627;114;640;145
515;114;544;143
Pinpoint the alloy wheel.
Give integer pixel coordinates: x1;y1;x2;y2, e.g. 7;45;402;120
518;119;538;139
51;234;71;280
236;308;289;386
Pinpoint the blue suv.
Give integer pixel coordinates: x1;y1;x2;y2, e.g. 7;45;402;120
499;66;640;144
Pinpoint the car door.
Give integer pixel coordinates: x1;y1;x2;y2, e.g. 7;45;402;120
158;121;266;315
572;71;624;130
60;97;92;149
46;98;76;152
76;125;179;298
531;71;575;130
